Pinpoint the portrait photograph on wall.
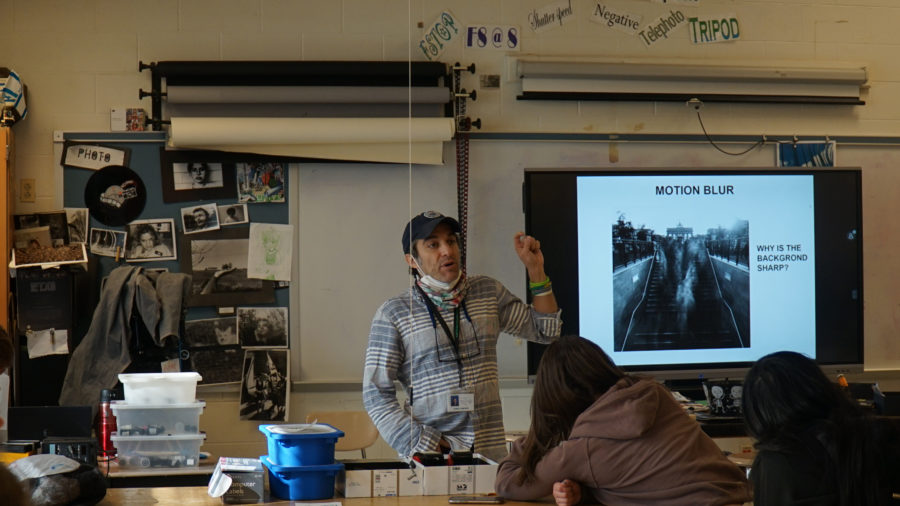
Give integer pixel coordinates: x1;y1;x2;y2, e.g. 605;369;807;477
181;203;221;234
218;203;248;226
179;227;275;307
159;148;238;202
125;218;177;262
239;349;289;421
237;307;288;348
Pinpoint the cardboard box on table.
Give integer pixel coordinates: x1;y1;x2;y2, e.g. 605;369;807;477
337;455;497;497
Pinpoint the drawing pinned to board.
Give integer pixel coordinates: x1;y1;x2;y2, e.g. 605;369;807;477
239;349;289;421
237;162;285;203
248;223;292;281
777;140;836;167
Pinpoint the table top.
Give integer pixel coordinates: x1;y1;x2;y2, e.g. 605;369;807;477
98;487;544;505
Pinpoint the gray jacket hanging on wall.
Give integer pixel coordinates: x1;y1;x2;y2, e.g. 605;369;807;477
58;265;191;412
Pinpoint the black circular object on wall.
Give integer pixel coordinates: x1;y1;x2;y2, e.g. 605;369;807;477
84;165;146;226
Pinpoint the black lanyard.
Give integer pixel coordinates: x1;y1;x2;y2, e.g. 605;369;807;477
416;284;471;385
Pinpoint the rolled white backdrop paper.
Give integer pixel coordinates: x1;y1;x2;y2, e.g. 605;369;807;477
168;117;454;146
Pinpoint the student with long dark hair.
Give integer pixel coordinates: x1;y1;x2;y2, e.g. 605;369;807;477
742;351;900;505
495;335;750;505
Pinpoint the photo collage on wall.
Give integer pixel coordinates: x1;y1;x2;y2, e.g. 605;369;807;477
58;145;295;422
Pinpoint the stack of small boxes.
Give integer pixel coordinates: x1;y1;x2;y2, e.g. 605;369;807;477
258;424;345;500
111;372;206;469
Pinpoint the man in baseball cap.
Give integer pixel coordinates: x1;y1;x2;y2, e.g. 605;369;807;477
364;210;561;462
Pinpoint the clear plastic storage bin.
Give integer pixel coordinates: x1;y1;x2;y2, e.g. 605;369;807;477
111;433;206;468
110;401;205;435
118;372;202;405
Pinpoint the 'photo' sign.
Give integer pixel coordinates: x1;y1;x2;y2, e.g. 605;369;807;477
61;141;129;170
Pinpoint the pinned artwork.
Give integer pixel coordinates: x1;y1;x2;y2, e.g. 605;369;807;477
247;223;292;282
125;219;177;262
237;162;285;203
239;349;289;421
83;165;146;226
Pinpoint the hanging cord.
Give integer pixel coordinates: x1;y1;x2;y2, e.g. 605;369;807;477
406;0;418;464
454;67;470;275
695;110;766;156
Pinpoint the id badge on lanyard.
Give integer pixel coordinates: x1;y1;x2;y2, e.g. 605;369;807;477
447;388;475;412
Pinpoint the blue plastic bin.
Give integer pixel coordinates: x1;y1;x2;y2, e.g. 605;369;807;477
261;455;343;500
258;423;344;466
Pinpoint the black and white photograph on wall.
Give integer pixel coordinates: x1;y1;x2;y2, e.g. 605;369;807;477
159;148;238;203
239;349;289;421
125;219;177;262
89;228;127;258
175;161;224;190
181;203;220;234
14;211;70;246
218;203;248;226
237;307;288;348
64;208;89;243
189;347;244;386
236;162;285;203
611;215;751;353
11;242;87;268
184;316;238;347
179;227;275;307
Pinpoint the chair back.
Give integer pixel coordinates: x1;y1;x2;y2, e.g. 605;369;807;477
305;410;379;458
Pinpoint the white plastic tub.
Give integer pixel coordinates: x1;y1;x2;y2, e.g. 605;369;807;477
111;401;205;435
111;433;206;468
118;372;202;405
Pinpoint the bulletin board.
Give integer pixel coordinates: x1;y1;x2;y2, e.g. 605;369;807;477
60;132;291;384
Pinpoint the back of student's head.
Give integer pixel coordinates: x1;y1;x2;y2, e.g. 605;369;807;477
533;335;624;425
518;336;624;483
744;350;889;506
742;350;845;445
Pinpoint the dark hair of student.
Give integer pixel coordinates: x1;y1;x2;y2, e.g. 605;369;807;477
516;335;625;484
743;351;891;506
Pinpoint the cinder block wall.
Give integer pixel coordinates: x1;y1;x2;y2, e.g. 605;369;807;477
3;0;899;458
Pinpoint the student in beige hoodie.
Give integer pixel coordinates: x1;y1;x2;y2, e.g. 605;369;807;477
495;336;750;506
